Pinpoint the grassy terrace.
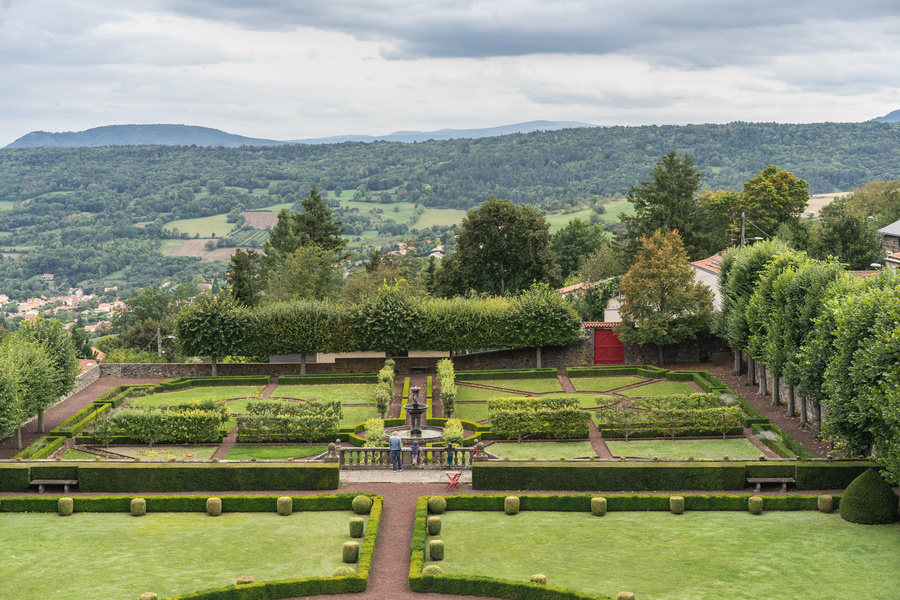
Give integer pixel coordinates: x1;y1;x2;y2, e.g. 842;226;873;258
429;510;900;600
0;511;364;600
486;441;597;459
274;384;376;404
456;379;564;393
606;438;765;460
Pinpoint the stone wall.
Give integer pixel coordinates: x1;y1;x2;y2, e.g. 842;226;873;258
451;335;593;371
624;335;730;365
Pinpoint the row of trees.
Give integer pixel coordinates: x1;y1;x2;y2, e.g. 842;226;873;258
715;243;900;484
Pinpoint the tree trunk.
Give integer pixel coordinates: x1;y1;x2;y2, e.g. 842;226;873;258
536;346;542;369
771;376;780;407
814;402;822;433
15;427;22;450
211;356;218;377
37;411;44;434
757;363;768;396
301;353;307;376
798;388;808;428
658;345;665;366
746;357;755;387
733;348;742;375
787;385;796;419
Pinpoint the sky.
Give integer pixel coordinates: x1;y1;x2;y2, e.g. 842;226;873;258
1;0;900;146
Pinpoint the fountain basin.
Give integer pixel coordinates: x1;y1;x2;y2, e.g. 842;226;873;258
383;425;445;444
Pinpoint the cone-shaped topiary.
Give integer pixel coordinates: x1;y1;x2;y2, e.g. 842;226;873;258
839;468;898;525
429;540;444;561
422;565;443;575
591;497;607;516
343;541;360;563
236;576;254;585
530;574;547;585
333;566;357;577
207;497;222;517
58;497;73;517
427;516;442;535
277;496;293;516
352;495;373;515
748;496;763;515
349;517;365;538
130;498;146;517
817;495;834;514
427;496;447;514
504;496;520;515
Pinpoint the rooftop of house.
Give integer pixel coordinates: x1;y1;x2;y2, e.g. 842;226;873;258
691;253;723;275
878;218;900;237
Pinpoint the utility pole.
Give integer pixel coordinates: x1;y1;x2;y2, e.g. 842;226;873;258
157;327;162;358
740;212;746;248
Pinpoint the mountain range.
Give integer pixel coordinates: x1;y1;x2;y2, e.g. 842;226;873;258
5;121;597;149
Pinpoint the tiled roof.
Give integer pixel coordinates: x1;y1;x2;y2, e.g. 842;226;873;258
583;321;619;329
691;253;723;275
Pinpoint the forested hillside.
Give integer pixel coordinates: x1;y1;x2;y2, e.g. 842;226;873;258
0;120;898;298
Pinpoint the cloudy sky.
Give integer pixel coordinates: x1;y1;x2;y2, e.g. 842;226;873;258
1;0;899;145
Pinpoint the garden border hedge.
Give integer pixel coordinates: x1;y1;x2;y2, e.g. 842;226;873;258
278;374;379;385
153;376;271;392
455;369;559;381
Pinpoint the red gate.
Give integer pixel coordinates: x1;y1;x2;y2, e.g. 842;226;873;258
593;329;625;364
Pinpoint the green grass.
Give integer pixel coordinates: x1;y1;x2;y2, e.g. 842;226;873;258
105;445;219;460
165;213;234;238
158;239;185;253
571;376;646;392
0;510;363;600
619;381;696;397
456;379;563;393
450;402;491;423
0;200;16;211
274;384;377;404
429;511;900;600
225;445;327;460
605;438;765;460
538;393;615;407
340;405;381;427
128;387;265;408
485;441;596;459
544;209;596;232
456;386;526;403
59;449;106;460
602;199;635;221
416;208;467;228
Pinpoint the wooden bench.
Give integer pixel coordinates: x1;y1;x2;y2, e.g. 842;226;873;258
30;479;78;493
746;477;795;492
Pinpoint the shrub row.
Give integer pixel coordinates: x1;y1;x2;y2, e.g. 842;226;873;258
488;397;590;441
152;376;271;392
753;423;815;459
566;365;668;378
456;368;559;381
598;426;745;439
14;435;67;459
471;460;877;492
277;374;378;385
437;359;456;417
50;402;113;438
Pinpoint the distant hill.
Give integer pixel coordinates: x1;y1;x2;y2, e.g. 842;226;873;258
5;121;597;149
5;124;284;149
872;110;900;123
288;121;598;144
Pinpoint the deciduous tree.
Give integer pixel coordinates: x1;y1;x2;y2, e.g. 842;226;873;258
739;165;809;235
175;294;248;376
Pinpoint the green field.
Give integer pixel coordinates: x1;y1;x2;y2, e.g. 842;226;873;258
545;208;596;232
571;376;646;392
486;441;597;459
0;510;363;600
0;200;16;211
274;384;377;404
225;445;327;460
429;511;900;600
416;207;467;228
602;199;635;221
606;438;765;460
165;213;233;237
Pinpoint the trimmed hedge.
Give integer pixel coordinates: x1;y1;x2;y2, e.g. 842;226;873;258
14;435;67;459
278;374;378;385
153;376;271;392
75;463;339;493
0;465;32;492
472;460;879;492
51;402;112;438
455;368;560;381
752;423;814;459
566;365;668;378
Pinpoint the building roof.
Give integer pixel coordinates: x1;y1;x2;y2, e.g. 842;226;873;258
583;321;619;329
849;270;880;278
878;218;900;237
691;253;723;275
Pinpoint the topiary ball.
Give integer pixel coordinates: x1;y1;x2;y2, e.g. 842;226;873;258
58;497;74;517
422;565;443;575
817;495;834;514
669;496;685;515
276;496;293;516
342;541;360;563
130;498;146;517
591;497;607;516
504;496;520;515
530;574;547;585
352;495;374;515
427;496;447;514
349;517;365;538
839;468;898;525
427;516;442;535
429;540;444;561
748;496;764;515
333;566;357;577
207;497;222;517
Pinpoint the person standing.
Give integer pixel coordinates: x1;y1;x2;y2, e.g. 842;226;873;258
389;431;403;471
411;439;419;467
446;441;454;466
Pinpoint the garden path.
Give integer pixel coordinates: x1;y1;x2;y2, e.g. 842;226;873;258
210;376;278;460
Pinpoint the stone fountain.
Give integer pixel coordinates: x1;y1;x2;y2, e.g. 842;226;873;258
384;386;445;443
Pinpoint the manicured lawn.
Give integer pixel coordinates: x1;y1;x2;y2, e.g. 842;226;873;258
619;381;696;397
485;441;596;459
570;376;646;392
457;379;563;393
456;385;526;403
128;387;265;407
451;402;491;423
103;445;219;460
225;445;327;460
0;510;363;600
274;384;376;404
224;397;299;415
429;511;900;600
340;404;381;427
59;449;107;460
606;438;765;460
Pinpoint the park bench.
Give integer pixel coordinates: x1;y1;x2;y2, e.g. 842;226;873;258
746;477;795;493
30;479;79;493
